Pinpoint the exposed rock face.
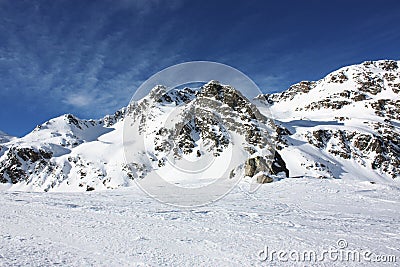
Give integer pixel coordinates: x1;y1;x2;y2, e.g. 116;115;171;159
371;99;400;120
0;60;398;191
244;156;268;177
271;152;289;177
150;81;271;157
130;81;280;181
0;108;132;191
0;147;52;184
256;174;274;184
267;59;399;180
304;129;399;178
0;80;282;191
244;152;289;177
267;81;316;103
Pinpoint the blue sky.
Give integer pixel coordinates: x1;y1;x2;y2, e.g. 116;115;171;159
0;0;399;136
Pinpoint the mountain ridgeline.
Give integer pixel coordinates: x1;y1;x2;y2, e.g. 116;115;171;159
0;60;399;191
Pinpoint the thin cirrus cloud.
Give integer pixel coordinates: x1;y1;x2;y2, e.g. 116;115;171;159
0;0;184;121
1;0;400;136
63;93;94;108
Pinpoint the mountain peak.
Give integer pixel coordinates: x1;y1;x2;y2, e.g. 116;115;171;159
0;60;398;191
266;60;399;181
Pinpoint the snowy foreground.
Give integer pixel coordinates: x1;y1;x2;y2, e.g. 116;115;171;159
1;178;399;266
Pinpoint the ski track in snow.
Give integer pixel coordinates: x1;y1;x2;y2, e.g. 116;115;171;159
1;178;399;266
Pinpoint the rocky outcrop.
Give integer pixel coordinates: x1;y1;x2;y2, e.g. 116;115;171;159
256;174;274;184
0;147;52;184
148;81;278;177
244;152;289;179
1;60;398;191
266;81;316;103
268;59;399;180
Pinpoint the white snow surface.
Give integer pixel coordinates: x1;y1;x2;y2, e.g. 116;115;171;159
1;60;400;266
0;178;399;266
1;61;399;191
267;60;400;181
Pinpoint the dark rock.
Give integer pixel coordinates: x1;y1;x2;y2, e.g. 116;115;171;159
65;114;82;129
329;71;348;83
271;151;289;177
379;60;398;71
0;147;53;184
244;156;267;177
244;152;289;178
256;174;273;184
86;186;95;191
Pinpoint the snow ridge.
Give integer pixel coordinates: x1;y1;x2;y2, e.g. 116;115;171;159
267;60;399;182
0;60;399;191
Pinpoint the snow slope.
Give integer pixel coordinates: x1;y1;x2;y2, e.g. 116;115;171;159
266;60;400;182
0;81;284;192
0;60;399;266
0;60;399;192
0;178;399;266
0;113;132;192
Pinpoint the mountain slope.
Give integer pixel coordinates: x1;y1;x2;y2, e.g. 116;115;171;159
0;109;133;191
266;60;399;182
0;60;399;192
0;81;287;192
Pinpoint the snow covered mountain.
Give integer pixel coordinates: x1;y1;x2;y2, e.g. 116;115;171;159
0;60;398;191
0;111;131;191
0;81;287;192
266;59;399;182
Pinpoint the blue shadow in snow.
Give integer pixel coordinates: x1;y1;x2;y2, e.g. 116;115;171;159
276;119;344;134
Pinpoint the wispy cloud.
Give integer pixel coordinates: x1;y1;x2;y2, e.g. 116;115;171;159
1;0;399;136
0;0;186;120
63;93;93;107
